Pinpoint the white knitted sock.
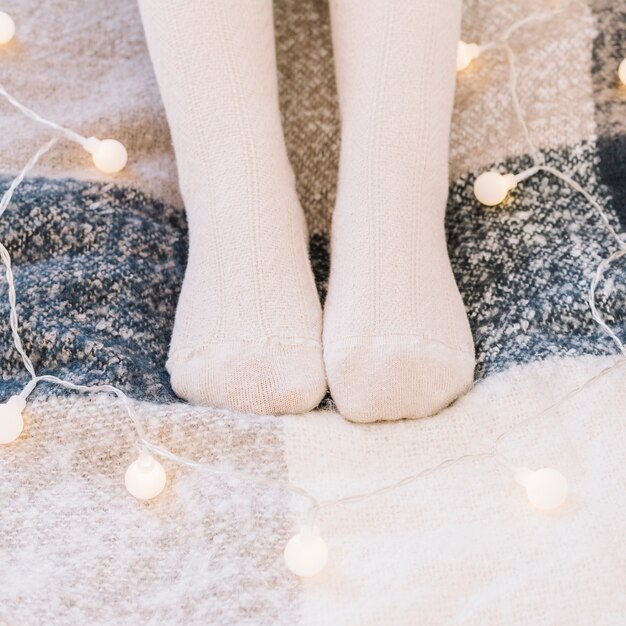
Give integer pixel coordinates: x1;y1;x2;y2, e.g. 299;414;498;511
324;0;475;422
138;0;326;415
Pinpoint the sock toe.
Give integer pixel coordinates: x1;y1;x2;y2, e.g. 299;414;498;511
167;338;327;415
324;336;475;423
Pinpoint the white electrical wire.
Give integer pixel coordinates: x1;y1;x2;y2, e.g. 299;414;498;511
0;82;88;148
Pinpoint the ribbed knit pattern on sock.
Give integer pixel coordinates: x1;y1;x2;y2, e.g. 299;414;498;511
323;0;475;422
138;0;326;415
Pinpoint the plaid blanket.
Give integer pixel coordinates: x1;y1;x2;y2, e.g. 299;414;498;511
0;0;624;623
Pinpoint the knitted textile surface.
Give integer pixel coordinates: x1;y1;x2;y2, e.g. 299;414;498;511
0;0;624;624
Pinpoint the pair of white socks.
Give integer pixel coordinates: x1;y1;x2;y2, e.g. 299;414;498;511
138;0;475;422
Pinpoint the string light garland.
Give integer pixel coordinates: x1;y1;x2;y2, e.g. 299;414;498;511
84;137;128;175
619;58;626;87
0;11;15;45
284;525;329;578
0;394;25;444
514;467;569;511
0;81;128;175
0;4;624;578
473;171;519;206
456;41;481;72
125;452;168;500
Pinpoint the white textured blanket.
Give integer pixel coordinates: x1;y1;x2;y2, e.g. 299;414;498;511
0;0;624;624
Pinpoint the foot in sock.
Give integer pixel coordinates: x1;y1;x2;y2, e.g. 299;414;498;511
323;0;475;422
138;0;326;415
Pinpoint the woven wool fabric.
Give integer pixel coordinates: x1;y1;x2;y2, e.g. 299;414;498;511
0;0;625;624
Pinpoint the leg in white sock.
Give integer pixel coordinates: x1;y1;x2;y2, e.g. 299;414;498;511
324;0;475;422
138;0;326;415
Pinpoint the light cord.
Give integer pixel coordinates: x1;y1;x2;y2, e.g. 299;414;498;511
499;8;561;43
503;43;540;165
0;81;88;148
0;136;59;378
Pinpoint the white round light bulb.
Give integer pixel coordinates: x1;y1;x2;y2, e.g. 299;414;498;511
474;171;517;206
85;137;128;174
125;454;167;500
284;526;328;577
457;41;480;72
0;12;15;45
0;395;26;444
515;467;569;511
619;58;626;87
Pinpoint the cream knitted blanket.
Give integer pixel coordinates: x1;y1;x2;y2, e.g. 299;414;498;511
0;0;624;623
